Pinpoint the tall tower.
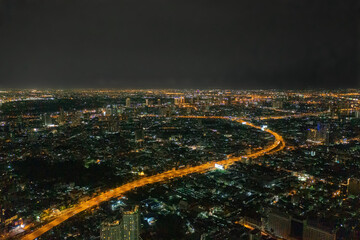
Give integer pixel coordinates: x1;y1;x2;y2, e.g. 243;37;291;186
59;108;66;125
122;206;140;240
126;98;131;107
42;113;52;126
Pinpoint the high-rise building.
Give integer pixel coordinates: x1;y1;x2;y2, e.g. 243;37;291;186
226;96;232;105
290;217;304;239
303;222;336;240
266;209;291;239
355;110;360;118
122;206;140;240
340;183;348;197
174;97;180;105
59;108;66;125
145;99;149;106
108;116;120;133
109;105;118;116
42;113;52;126
307;123;330;144
100;221;122;240
272;99;284;109
174;97;184;105
347;178;360;196
16;115;24;132
180;96;185;104
126;98;131;107
135;129;144;142
100;206;140;240
71;112;82;127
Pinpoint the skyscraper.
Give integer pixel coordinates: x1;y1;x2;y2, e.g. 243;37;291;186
126;98;131;108
303;222;336;240
100;206;140;240
122;206;140;240
100;221;122;240
174;96;185;105
266;209;291;239
42;113;52;126
347;178;360;196
70;112;82;127
306;123;330;144
272;99;284;109
59;108;66;125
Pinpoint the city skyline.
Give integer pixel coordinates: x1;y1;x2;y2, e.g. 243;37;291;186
0;89;360;239
0;0;359;239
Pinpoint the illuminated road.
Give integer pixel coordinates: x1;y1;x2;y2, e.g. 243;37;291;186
20;116;285;240
258;111;328;120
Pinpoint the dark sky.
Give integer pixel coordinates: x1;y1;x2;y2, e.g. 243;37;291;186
0;0;359;89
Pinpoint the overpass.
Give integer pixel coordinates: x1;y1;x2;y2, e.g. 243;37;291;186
20;115;285;240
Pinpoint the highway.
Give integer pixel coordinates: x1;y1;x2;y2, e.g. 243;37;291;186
20;115;285;240
258;111;328;120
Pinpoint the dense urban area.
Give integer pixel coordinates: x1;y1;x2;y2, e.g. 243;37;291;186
1;89;360;240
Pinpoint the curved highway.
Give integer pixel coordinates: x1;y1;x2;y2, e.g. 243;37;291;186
20;116;285;240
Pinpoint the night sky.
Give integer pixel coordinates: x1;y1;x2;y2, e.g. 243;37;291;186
0;0;359;89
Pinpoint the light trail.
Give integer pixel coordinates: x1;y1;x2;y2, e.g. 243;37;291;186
258;111;328;120
20;116;285;240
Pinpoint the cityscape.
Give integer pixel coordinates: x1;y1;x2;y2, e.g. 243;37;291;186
0;89;358;239
1;0;359;239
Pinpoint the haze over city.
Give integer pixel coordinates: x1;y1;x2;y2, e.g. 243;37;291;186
0;1;360;240
0;0;359;89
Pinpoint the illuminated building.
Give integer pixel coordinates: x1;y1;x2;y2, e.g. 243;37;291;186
226;96;232;105
70;112;82;127
106;105;118;116
214;163;224;170
122;206;140;240
108;116;121;133
42;113;52;126
59;108;66;125
355;110;360;118
126;98;131;107
340;183;348;197
174;96;185;105
100;221;122;240
100;206;140;240
180;96;185;103
145;99;149;106
272;99;283;109
306;124;329;144
174;97;180;105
